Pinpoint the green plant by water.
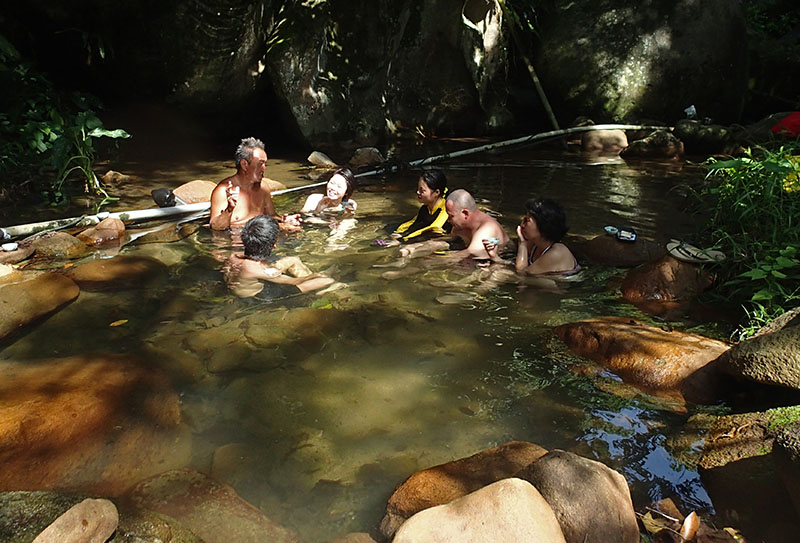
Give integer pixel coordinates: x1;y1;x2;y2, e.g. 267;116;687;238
0;32;129;206
701;143;800;338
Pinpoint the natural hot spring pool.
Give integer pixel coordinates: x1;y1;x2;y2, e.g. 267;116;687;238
1;147;723;542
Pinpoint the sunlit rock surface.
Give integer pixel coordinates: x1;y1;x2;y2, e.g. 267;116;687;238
620;130;685;159
534;0;747;123
515;450;639;543
380;441;548;539
76;217;126;246
0;272;80;344
555;317;729;401
718;326;800;391
128;469;300;543
620;255;715;311
576;234;666;267
392;478;566;543
31;498;118;543
0;354;191;495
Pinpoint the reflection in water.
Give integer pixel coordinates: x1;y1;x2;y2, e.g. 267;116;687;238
1;151;718;542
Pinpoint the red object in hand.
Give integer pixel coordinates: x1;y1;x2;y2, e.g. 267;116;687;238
770;112;800;137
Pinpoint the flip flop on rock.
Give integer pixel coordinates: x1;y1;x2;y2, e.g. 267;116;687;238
666;239;725;263
604;225;637;242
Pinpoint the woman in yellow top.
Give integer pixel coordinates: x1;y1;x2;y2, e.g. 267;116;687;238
391;169;452;243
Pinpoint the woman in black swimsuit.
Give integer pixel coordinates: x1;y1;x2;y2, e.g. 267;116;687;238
514;198;580;276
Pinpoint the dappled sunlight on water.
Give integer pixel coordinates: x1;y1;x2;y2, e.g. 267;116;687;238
1;148;718;541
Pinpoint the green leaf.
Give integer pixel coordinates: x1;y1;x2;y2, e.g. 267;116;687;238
740;268;768;280
752;289;775;301
772;270;788;279
775;256;798;268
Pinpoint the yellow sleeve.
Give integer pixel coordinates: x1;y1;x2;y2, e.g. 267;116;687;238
399;201;449;242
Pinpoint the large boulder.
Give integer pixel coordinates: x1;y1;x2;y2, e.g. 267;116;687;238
555;317;729;400
64;255;167;291
717;326;800;391
515;450;639;543
392;478;566;543
128;469;299;543
0;272;80;344
380;441;548;539
533;0;748;123
0;354;191;495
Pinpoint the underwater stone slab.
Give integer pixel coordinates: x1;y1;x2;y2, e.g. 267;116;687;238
128;469;300;543
29;231;90;260
64;255;166;290
0;272;80;344
132;223;199;244
0;354;191;495
32;498;118;543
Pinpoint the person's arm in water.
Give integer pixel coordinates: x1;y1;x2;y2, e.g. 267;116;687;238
209;181;237;230
301;193;324;214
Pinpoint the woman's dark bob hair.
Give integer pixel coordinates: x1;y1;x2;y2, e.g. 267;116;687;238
330;167;357;201
419;169;447;194
525;198;569;242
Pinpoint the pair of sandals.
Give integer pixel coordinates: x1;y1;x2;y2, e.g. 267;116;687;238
604;225;637;242
666;239;725;263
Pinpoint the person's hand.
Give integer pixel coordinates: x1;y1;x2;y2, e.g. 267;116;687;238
390;232;402;240
279;220;302;233
343;200;356;214
482;238;499;259
226;181;239;210
282;213;303;227
516;224;526;241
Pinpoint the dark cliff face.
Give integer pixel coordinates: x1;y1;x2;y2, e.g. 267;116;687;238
2;1;754;147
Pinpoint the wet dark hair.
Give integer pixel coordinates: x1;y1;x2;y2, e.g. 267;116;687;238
330;167;356;201
241;215;279;261
235;137;266;171
525;198;569;242
420;169;447;194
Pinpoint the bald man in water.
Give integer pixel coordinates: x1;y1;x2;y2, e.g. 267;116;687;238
209;137;301;231
400;189;508;260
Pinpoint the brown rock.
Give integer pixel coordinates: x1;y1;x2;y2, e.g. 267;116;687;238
0;354;190;494
380;441;548;539
32;498;118;543
308;151;339;168
0;244;35;265
392;478;566;543
128;469;299;543
64;255;166;290
30;232;90;260
555;317;729;397
576;235;666;267
172;180;218;204
76;217;126;246
621;255;714;310
515;450;639;543
0;273;80;344
347;147;384;168
101;170;130;186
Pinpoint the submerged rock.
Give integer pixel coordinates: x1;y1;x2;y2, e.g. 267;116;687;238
64;255;166;291
380;441;548;539
392;478;566;543
621;255;715;313
0;272;80;344
0;354;191;495
718;326;800;391
555;317;729;401
128;469;300;543
32;498;118;543
131;223;199;245
515;450;639;543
